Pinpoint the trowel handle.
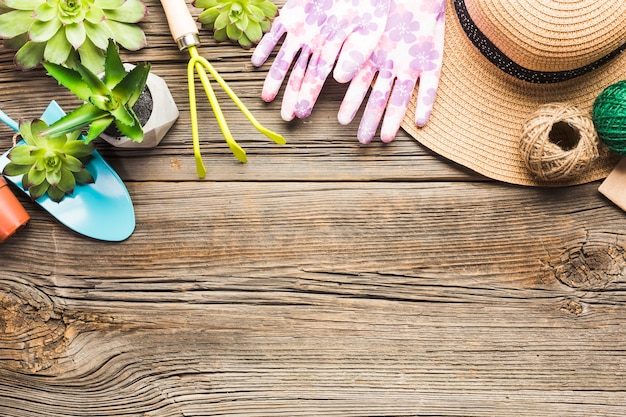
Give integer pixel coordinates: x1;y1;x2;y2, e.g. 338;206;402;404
160;0;201;50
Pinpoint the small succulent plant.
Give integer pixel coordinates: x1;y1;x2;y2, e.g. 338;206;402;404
194;0;277;48
2;119;94;202
41;40;150;143
0;0;148;73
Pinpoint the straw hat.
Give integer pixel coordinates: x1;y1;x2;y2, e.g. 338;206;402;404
402;0;626;186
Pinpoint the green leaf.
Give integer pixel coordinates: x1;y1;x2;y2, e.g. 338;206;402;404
2;0;43;9
112;62;150;105
15;41;45;70
63;140;95;158
213;28;228;42
194;0;219;8
90;94;118;112
94;0;126;10
28;17;62;42
40;103;104;138
103;40;126;88
109;104;135;126
84;20;112;50
43;28;73;65
76;37;106;73
235;14;249;32
7;145;37;164
62;154;83;172
27;179;49;201
246;5;266;22
85;116;114;141
84;4;106;24
256;1;277;18
46;185;66;202
214;11;229;30
43;62;92;101
104;20;146;50
56;167;76;193
76;60;110;97
0;10;33;38
27;165;46;187
29;119;50;139
2;162;31;177
33;2;57;22
65;22;87;49
47;137;68;152
73;167;94;184
244;20;263;43
260;19;270;33
101;0;147;23
198;7;220;27
114;114;144;142
226;23;242;41
46;167;62;186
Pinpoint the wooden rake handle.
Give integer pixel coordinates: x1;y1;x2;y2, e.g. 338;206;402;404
160;0;200;50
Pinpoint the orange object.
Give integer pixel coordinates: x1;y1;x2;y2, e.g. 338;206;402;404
0;176;30;242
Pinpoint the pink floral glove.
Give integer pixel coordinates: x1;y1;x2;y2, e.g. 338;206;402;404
337;0;446;143
251;0;390;121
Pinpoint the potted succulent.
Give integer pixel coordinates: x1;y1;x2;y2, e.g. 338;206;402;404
42;40;178;149
0;176;30;243
40;40;151;144
99;63;179;149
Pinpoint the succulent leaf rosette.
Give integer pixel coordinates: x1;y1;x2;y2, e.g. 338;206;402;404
2;119;95;202
194;0;277;48
0;0;148;72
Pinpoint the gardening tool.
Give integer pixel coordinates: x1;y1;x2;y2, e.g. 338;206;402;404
0;101;136;242
160;0;285;179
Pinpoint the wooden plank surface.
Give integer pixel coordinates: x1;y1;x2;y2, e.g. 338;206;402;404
2;1;626;416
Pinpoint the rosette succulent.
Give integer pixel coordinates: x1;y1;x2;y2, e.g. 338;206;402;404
0;0;148;72
2;119;94;202
194;0;277;48
41;40;150;143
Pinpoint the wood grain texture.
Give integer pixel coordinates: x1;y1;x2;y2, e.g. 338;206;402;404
1;1;626;416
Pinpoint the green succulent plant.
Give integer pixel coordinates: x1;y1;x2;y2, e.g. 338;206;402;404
2;119;94;202
0;0;148;73
40;40;150;143
194;0;277;48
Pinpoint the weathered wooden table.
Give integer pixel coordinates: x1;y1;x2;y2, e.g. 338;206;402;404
2;1;626;416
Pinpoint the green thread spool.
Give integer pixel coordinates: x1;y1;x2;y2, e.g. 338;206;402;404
593;80;626;156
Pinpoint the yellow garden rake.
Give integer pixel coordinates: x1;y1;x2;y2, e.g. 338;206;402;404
160;0;285;178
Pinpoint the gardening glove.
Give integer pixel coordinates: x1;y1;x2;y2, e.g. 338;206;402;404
251;0;390;121
337;0;446;143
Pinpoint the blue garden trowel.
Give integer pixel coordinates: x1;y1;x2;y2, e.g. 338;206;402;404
0;101;135;241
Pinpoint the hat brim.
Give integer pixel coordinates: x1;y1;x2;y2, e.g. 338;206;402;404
402;0;622;186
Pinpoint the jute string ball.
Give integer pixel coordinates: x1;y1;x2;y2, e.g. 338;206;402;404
593;80;626;156
519;103;599;181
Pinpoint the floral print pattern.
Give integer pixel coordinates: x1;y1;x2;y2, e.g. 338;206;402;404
251;0;390;121
337;0;446;143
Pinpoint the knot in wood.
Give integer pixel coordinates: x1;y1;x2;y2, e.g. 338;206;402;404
552;240;625;290
0;281;67;374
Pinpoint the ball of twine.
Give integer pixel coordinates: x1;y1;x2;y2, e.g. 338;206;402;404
519;103;599;181
592;80;626;156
